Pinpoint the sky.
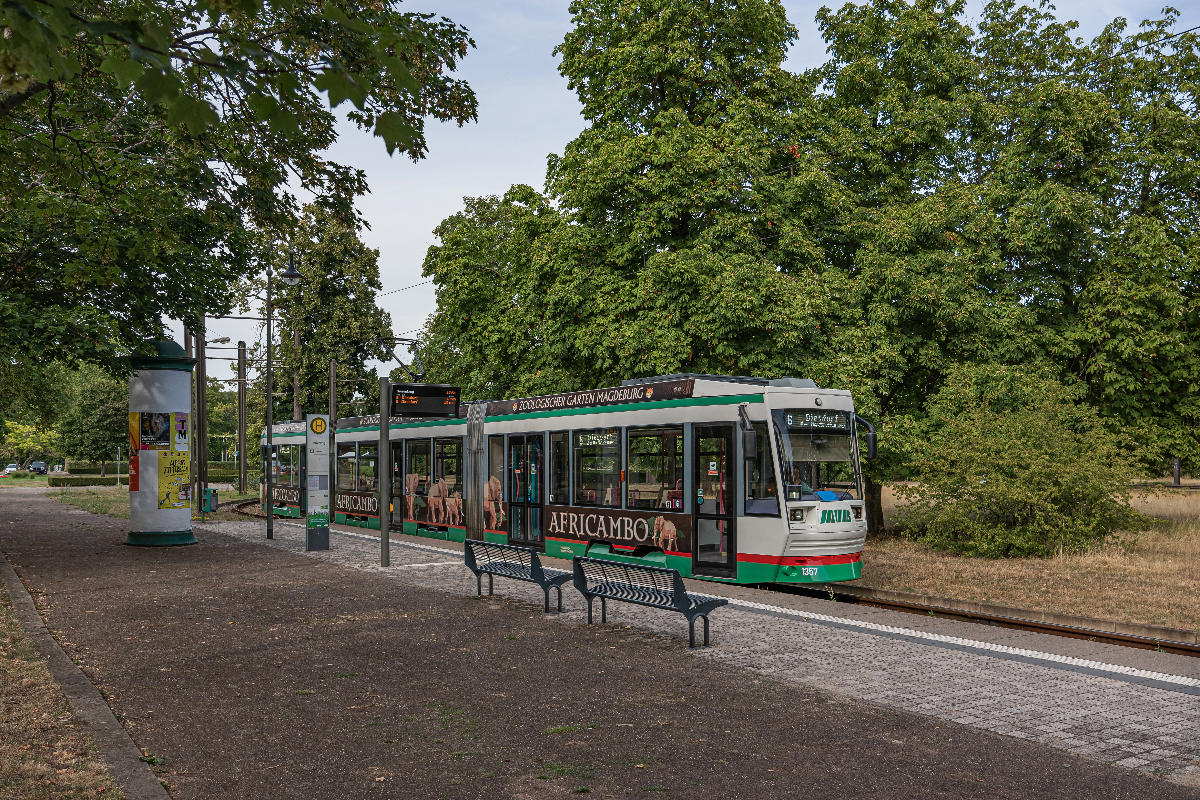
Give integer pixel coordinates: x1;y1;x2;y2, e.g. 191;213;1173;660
171;0;1175;385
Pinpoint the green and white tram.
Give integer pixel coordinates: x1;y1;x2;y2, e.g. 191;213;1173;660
262;375;876;584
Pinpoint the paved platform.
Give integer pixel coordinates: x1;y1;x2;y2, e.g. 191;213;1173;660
2;487;1198;799
236;519;1200;787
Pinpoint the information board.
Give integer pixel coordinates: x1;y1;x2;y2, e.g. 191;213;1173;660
389;383;460;418
305;414;331;551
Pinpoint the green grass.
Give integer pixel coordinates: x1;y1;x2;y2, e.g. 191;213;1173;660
51;486;261;522
537;763;595;781
0;475;49;488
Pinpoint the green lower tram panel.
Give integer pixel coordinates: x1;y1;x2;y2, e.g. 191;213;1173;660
265;505;304;519
312;515;862;584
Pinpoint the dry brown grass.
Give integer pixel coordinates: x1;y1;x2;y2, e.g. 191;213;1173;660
865;486;1200;632
0;591;123;799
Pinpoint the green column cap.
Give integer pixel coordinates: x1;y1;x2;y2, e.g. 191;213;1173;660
131;340;195;372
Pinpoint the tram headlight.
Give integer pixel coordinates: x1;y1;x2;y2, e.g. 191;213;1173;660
790;508;805;522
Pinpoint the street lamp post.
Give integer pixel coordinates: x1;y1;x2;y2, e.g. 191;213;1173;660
265;250;303;541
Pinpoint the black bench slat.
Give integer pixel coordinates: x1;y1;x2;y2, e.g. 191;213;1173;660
463;540;573;613
572;556;729;647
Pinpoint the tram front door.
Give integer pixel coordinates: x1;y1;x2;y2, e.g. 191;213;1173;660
508;434;544;549
692;424;736;577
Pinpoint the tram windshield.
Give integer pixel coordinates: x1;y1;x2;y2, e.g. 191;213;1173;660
772;409;861;501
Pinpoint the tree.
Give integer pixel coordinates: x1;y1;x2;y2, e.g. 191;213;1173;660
417;0;1200;548
205;378;237;461
57;365;128;474
895;365;1146;557
416;186;568;400
0;0;477;420
421;0;834;397
0;421;59;467
273;206;392;419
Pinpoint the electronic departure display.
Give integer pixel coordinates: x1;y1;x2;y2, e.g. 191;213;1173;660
785;410;851;431
389;384;460;418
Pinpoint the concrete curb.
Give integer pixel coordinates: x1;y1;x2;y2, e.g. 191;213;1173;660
0;553;172;800
815;581;1200;647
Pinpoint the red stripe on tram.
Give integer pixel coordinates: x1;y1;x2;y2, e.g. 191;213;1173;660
737;552;862;566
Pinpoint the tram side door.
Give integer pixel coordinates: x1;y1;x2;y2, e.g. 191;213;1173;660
507;434;544;549
692;424;736;577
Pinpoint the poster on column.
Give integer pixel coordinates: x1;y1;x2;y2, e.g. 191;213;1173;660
173;412;189;451
140;412;170;449
127;413;140;491
158;451;191;509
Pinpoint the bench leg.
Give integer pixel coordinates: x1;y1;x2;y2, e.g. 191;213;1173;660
703;615;710;647
554;585;563;613
600;596;606;624
543;586;550;614
586;597;594;624
688;617;696;648
476;573;482;596
487;573;494;596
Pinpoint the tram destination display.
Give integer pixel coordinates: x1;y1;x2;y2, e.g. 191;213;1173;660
389;383;460;418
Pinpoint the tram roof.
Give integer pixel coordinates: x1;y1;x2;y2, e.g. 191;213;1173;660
265;375;831;436
620;374;818;389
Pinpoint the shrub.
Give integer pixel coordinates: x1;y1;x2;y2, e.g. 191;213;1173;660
65;461;130;475
49;476;124;487
895;365;1148;558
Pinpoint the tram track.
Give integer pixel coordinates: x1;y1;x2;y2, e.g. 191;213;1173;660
222;497;1200;658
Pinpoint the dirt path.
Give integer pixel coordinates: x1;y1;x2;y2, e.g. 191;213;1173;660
1;486;1195;799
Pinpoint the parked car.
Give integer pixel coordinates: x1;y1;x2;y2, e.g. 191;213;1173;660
28;461;47;474
3;464;17;474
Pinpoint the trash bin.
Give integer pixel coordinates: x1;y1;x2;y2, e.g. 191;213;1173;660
204;487;219;513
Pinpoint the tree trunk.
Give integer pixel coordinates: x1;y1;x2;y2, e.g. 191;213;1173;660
864;475;884;534
100;460;107;477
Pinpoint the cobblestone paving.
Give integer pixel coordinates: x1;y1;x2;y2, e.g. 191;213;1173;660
204;521;1200;787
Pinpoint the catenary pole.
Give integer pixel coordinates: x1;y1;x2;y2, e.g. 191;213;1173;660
237;341;247;493
329;358;337;526
266;268;274;540
378;376;390;567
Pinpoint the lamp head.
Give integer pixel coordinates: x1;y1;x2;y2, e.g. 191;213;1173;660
280;251;303;286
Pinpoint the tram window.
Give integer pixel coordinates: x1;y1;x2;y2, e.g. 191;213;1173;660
336;443;357;490
358;443;378;492
626;427;684;511
549;432;569;505
573;428;620;507
432;438;462;526
405;439;431;523
486;436;505;531
744;422;779;516
390;442;404;495
281;445;297;486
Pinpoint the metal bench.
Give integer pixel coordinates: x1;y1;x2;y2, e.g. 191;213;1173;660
572;556;729;647
463;540;573;613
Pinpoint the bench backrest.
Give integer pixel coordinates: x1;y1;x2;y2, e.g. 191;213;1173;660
464;539;543;580
572;556;688;610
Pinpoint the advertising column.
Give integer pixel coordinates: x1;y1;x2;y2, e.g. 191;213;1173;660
305;414;331;551
127;340;197;546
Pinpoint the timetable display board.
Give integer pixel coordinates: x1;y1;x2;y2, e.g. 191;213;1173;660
305;414;330;551
389;384;460;418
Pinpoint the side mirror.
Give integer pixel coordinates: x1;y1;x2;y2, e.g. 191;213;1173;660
854;414;878;461
742;428;757;461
